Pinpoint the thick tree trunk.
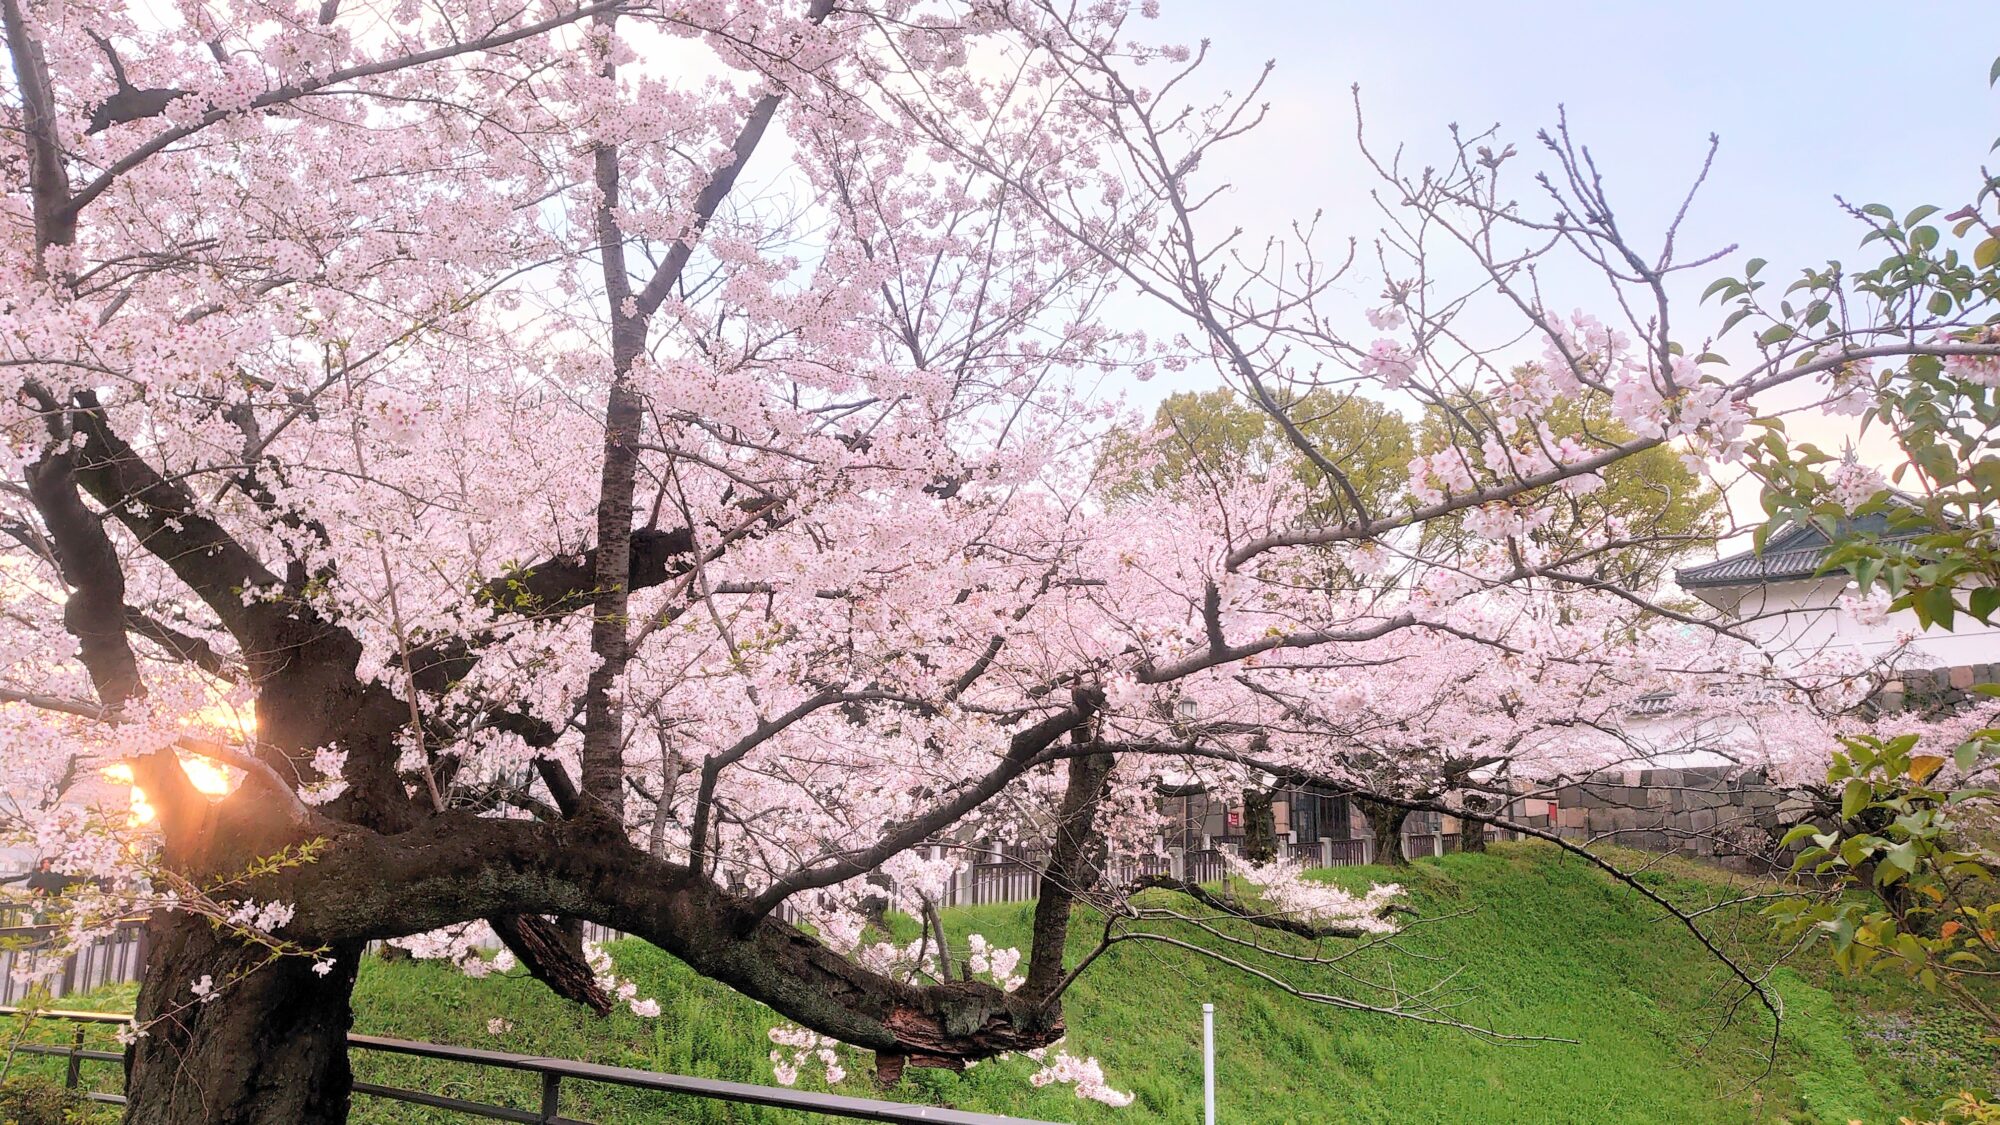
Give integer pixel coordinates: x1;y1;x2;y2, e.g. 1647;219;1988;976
1356;797;1409;867
1241;788;1277;866
124;914;362;1125
1021;749;1114;1002
1458;795;1490;854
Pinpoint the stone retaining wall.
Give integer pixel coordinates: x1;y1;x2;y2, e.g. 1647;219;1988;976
1547;765;1807;872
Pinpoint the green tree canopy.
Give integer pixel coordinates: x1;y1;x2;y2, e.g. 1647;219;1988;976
1103;388;1414;522
1107;383;1722;589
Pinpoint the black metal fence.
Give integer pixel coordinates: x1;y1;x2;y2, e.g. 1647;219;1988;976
0;1006;1062;1125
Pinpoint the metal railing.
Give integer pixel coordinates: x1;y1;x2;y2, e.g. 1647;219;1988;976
0;1006;1061;1125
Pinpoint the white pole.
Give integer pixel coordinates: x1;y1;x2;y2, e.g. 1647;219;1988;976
1202;1002;1216;1125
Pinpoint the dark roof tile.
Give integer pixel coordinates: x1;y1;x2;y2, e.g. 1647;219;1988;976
1674;509;1921;590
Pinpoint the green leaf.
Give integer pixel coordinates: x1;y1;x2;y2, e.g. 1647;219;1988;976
1880;840;1919;881
1957;740;1983;772
1973;585;2000;624
1840;834;1873;868
1930;290;1956;317
1990;55;2000;85
1842;777;1871;821
1853;557;1882;593
1978;237;2000;270
1758;324;1796;346
1921;584;1957;631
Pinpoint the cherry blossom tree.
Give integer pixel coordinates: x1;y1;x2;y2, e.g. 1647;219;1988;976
6;2;1999;1122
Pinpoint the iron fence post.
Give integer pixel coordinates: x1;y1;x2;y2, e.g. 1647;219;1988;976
538;1071;560;1123
65;1024;84;1090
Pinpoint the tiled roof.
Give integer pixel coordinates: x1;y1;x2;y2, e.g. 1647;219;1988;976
1674;510;1920;590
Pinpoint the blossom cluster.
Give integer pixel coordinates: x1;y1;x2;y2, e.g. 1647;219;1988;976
1025;1045;1136;1107
767;1023;849;1087
1220;854;1402;936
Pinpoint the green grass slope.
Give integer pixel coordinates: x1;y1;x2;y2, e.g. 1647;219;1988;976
17;843;1995;1123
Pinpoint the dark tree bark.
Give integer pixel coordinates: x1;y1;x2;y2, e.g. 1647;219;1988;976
123;916;364;1125
24;451;142;709
489;914;613;1015
1021;746;1114;1002
1458;795;1491;853
1355;796;1409;867
1241;788;1277;865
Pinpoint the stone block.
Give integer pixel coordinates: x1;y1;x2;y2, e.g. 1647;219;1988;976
1688;808;1717;833
1951;665;1977;690
1774;796;1815;825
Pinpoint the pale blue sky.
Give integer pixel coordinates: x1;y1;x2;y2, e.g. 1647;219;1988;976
1150;1;1995;286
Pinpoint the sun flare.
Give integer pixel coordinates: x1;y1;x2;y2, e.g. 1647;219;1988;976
104;756;239;827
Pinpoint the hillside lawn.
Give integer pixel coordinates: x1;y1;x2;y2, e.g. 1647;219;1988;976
16;843;1994;1123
